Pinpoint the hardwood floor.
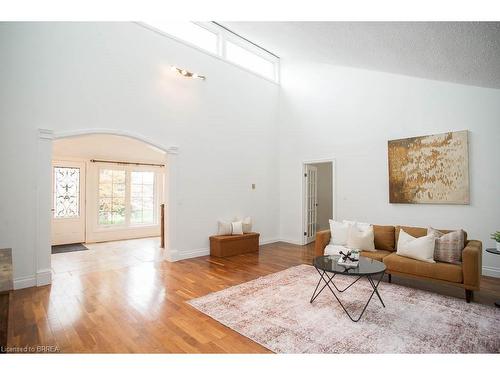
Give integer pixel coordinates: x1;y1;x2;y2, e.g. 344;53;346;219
6;238;500;353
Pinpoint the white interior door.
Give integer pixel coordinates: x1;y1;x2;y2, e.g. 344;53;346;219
51;160;86;245
304;165;318;244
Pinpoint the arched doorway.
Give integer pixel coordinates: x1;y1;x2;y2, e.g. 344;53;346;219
35;128;179;287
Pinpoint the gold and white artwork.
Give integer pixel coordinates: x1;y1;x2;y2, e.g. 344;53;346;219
388;130;469;204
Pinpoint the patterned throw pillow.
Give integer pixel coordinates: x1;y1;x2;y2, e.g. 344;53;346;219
427;227;464;264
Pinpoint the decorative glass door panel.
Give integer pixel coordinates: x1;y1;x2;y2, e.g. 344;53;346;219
51;161;86;246
53;167;80;218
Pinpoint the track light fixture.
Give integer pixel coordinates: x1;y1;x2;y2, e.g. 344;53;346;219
170;65;206;80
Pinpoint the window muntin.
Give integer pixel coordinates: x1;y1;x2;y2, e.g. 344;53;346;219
146;21;218;54
98;169;126;225
143;21;279;82
225;41;276;81
130;171;155;225
53;167;80;218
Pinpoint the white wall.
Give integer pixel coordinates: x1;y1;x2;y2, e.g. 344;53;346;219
278;61;500;276
0;22;280;288
2;23;499;288
309;162;333;231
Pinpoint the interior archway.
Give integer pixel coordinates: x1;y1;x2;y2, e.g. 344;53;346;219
35;128;179;287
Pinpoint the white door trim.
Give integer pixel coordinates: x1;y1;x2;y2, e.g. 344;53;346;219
301;158;336;245
32;128;180;289
304;165;318;244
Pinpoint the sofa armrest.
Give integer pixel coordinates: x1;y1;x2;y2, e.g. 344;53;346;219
462;240;482;290
314;230;331;257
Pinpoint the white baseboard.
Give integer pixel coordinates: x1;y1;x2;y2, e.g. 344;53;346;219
13;268;53;290
482;266;500;278
36;268;52;286
259;238;280;245
168;247;210;262
276;238;303;246
13;275;36;290
168;238;293;262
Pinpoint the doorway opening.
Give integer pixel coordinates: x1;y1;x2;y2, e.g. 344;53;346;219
50;133;167;275
302;160;335;245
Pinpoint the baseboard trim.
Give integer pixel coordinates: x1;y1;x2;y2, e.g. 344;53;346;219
13;276;36;290
275;238;304;246
482;266;500;278
168;248;210;262
168;238;291;262
259;238;280;245
36;269;52;286
13;269;53;290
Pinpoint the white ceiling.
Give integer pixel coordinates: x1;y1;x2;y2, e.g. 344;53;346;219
53;134;166;163
222;22;500;89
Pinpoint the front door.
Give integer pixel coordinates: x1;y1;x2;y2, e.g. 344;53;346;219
51;160;86;245
304;164;318;244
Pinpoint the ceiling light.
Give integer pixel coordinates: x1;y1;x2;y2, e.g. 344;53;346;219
170;65;206;80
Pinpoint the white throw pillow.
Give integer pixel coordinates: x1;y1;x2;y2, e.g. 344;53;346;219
217;221;232;235
396;229;436;263
231;221;243;235
242;216;252;233
329;220;351;245
347;225;375;251
343;220;371;231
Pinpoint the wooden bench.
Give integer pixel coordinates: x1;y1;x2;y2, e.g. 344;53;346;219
209;232;260;257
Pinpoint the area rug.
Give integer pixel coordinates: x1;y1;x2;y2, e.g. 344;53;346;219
51;243;89;254
188;264;500;353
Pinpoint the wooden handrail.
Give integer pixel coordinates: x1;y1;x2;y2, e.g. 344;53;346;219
160;204;165;248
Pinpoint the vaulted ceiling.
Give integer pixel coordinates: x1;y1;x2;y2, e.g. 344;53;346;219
222;22;500;89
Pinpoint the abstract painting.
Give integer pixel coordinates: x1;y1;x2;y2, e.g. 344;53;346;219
388;130;469;204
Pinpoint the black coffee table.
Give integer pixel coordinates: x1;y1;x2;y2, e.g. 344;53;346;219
310;255;386;322
486;248;500;308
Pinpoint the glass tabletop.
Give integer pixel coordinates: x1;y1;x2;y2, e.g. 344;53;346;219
313;255;386;276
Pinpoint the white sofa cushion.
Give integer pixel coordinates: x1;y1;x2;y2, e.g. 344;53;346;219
397;229;436;263
347;225;375;251
328;220;351;245
343;220;371;231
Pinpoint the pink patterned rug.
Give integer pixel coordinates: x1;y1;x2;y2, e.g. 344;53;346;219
188;264;500;353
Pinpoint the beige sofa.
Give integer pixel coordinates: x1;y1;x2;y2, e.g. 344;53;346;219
315;225;482;302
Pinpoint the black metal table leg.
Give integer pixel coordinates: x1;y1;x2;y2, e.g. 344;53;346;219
310;267;386;322
367;273;386;308
310;270;336;303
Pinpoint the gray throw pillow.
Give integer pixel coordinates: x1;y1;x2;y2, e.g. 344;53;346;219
427;227;464;264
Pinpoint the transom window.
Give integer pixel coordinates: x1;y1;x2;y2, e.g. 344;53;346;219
145;21;218;54
142;21;279;82
225;40;276;81
53;167;80;218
